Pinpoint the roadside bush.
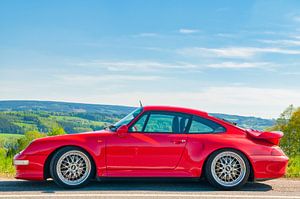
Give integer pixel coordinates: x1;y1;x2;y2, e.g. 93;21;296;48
286;156;300;178
17;131;46;152
0;148;15;177
47;126;65;136
269;105;300;177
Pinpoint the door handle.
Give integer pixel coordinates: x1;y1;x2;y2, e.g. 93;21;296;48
172;139;187;144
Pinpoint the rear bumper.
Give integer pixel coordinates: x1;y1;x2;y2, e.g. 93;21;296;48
250;155;288;180
14;152;47;180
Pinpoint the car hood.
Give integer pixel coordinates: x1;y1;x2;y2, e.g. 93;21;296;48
21;129;112;155
34;129;111;142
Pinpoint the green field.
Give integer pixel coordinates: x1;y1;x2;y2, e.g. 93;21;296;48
0;133;24;138
0;133;23;148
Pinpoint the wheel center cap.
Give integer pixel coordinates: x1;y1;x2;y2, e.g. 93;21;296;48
71;165;76;170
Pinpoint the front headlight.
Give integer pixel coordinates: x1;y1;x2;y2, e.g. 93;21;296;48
13;159;29;166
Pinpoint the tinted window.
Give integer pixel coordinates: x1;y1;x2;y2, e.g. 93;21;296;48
129;114;147;132
188;116;225;134
144;113;173;133
129;111;190;133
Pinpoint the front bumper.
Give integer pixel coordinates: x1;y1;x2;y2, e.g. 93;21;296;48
14;152;47;180
250;155;289;179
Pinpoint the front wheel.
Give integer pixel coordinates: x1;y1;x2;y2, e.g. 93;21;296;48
205;149;250;190
50;146;95;188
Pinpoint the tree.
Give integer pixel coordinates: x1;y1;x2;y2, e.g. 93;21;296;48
277;105;295;127
47;126;66;136
281;108;300;156
271;105;300;157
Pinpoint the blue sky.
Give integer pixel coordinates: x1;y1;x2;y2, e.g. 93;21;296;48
1;0;300;118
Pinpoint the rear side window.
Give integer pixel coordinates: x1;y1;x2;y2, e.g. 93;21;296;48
188;116;225;134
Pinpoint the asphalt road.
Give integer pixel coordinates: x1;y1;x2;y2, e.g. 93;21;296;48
0;178;299;199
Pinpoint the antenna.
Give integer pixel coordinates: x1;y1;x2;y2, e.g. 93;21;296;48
139;100;143;107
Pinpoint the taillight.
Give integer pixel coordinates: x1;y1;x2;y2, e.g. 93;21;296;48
271;147;285;156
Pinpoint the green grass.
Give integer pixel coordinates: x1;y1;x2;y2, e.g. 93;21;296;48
286;156;300;178
0;153;14;177
0;134;23;177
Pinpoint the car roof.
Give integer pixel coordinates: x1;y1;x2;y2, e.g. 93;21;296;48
142;105;208;117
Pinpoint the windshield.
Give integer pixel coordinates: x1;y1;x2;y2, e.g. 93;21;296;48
112;107;142;130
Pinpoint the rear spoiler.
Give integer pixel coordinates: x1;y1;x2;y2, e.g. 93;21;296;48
246;129;283;145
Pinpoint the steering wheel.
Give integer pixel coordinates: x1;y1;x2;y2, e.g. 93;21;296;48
133;126;138;132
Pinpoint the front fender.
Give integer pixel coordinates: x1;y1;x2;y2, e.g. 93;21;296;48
19;132;108;178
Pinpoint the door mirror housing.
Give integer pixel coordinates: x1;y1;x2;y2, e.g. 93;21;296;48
116;124;128;136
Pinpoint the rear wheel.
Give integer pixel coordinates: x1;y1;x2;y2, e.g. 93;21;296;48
50;146;94;188
205;149;250;190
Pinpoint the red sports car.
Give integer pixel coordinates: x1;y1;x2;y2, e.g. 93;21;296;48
14;106;288;190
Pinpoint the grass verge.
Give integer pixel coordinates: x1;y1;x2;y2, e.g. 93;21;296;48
286;156;300;178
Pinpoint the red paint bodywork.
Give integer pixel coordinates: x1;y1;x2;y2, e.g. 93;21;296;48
14;106;288;181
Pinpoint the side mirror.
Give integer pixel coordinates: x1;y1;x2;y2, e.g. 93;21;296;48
116;124;128;137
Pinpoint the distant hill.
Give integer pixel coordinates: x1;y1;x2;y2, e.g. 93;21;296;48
0;100;134;114
0;100;275;134
210;113;275;131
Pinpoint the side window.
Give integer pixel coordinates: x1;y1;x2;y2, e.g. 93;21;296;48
144;113;173;133
129;114;147;132
188;116;225;134
130;111;190;133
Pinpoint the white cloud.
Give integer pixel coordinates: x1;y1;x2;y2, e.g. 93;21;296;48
178;47;300;58
56;74;163;84
206;62;275;69
283;71;300;75
215;33;235;38
291;35;300;40
259;39;300;46
133;33;158;37
179;29;200;34
76;60;198;71
75;59;278;71
293;16;300;22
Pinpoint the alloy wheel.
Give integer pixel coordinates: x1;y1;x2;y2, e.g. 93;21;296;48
211;151;246;187
56;150;91;186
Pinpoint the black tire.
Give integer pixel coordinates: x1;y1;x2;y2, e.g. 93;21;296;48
205;148;250;190
50;146;95;189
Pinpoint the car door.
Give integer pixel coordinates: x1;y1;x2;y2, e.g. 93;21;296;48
106;111;190;170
